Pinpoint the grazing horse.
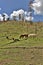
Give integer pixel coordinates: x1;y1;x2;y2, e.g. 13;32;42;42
19;34;28;39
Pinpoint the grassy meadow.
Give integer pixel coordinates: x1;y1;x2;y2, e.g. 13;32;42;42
0;21;43;65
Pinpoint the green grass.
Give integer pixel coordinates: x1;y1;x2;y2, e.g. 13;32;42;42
0;21;43;65
0;48;43;65
0;21;43;47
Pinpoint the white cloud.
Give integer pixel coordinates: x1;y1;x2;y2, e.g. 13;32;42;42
17;9;24;14
24;11;27;15
10;9;25;20
13;11;18;16
12;9;24;16
10;9;34;21
25;16;34;21
10;13;14;20
31;0;43;15
0;14;3;21
3;13;9;21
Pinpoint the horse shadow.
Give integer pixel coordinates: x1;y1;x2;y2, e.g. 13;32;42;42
2;37;20;47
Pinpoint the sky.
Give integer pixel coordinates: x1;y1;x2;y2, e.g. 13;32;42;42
0;0;43;22
0;0;29;14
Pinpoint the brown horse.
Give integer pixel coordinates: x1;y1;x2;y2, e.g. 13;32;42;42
19;34;28;39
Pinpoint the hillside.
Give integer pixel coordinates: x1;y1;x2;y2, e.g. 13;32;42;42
0;21;43;47
0;21;43;65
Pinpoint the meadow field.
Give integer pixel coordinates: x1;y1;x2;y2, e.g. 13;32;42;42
0;21;43;65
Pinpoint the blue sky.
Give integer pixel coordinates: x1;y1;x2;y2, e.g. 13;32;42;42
0;0;43;21
0;0;29;14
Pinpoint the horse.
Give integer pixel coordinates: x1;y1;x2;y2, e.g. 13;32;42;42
28;33;37;38
19;34;28;39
